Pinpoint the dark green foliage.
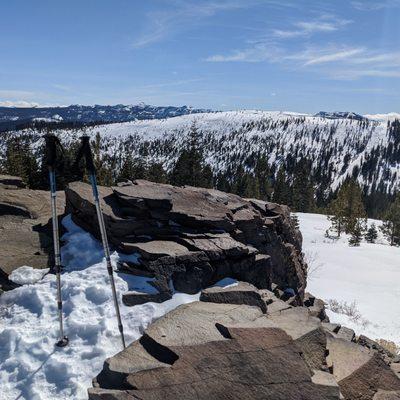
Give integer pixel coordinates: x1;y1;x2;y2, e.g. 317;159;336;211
254;155;272;200
2;137;40;188
170;122;213;188
328;179;366;237
291;159;315;212
380;193;400;246
272;166;291;205
348;220;364;246
365;223;378;243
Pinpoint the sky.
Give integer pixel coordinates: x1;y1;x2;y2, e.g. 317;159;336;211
1;0;400;114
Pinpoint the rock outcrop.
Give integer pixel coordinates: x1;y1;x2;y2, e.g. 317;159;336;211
0;175;64;289
90;289;400;400
65;180;307;302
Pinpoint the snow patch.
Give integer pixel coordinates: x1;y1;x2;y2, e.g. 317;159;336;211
9;266;50;285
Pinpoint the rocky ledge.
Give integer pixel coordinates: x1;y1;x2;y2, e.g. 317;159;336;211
0;175;64;291
65;179;307;304
89;285;400;400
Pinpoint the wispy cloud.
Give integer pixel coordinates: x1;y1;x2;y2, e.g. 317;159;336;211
351;0;400;11
132;0;294;48
206;40;400;81
272;15;352;38
294;47;365;66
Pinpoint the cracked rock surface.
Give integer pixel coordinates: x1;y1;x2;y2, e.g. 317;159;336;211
66;180;307;301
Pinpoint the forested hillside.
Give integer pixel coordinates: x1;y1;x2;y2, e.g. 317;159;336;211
1;110;399;218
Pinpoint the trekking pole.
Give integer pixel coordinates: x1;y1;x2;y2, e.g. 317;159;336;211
76;136;126;349
45;134;69;348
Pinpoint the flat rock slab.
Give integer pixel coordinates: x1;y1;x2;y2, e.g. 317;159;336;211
122;240;190;260
200;281;267;313
114;181;238;231
90;326;340;400
144;301;263;348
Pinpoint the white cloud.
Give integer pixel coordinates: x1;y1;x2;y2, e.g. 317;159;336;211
272;15;352;39
300;48;365;66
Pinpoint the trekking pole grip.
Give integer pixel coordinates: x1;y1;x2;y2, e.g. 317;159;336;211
80;136;96;175
45;134;58;169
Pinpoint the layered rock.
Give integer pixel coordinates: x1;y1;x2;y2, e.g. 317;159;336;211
65;180;307;301
90;289;400;400
0;175;65;289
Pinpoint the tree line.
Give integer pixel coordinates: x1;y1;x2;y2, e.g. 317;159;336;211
1;123;399;247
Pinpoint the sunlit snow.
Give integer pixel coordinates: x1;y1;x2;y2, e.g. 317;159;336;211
299;212;400;347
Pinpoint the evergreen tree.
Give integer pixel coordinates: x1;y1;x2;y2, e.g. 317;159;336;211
147;162;167;183
380;194;400;246
93;132;114;186
348;219;363;246
328;179;366;237
291;159;315;212
4;137;40;188
365;223;378;243
273;165;291;205
170;122;213;187
118;154;147;182
254;155;272;200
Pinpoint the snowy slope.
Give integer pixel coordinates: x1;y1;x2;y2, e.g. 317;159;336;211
3;110;399;194
299;212;400;347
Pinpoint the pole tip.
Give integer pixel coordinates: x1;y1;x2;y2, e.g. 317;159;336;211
56;336;69;348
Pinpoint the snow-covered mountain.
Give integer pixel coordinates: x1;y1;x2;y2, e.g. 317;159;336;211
2;110;399;199
0;103;210;131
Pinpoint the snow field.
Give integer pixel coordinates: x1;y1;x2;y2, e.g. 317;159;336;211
299;212;400;347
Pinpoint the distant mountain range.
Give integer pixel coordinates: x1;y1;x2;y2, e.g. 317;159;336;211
0;103;211;131
313;111;366;121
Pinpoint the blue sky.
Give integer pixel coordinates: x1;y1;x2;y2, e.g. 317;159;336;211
1;0;400;113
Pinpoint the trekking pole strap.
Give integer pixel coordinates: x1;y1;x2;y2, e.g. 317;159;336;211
75;136;96;175
45;134;64;169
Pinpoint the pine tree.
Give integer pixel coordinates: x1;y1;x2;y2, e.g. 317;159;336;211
4;137;40;188
380;194;400;246
118;154;146;182
328;179;366;237
147;162;167;183
344;180;366;234
365;223;378;243
93;132;114;186
291;159;315;212
254;155;272;200
348;220;363;246
273;165;291;205
170;122;213;188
